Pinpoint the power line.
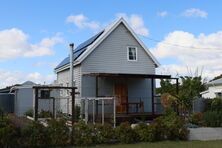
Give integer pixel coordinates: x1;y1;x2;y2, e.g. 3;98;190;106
142;36;222;50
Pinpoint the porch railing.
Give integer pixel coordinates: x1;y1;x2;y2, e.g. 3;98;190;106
119;96;164;115
121;100;144;114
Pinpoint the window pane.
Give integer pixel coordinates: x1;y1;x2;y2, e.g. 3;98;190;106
128;47;136;61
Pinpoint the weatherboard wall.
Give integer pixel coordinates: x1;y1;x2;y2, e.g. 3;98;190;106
81;23;156;74
56;65;82;110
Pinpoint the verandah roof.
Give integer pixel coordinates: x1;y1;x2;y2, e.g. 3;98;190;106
83;73;177;79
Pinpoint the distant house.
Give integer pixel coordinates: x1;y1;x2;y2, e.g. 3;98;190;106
201;78;222;99
55;18;175;119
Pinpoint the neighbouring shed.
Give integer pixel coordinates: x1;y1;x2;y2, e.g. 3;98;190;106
0;81;61;117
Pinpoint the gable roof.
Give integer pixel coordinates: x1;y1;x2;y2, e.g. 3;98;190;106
55;18;160;72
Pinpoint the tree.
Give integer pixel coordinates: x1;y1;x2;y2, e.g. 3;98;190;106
157;79;177;96
158;76;206;116
179;76;206;112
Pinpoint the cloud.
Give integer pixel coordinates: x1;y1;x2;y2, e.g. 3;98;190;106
116;13;149;36
0;28;63;61
32;61;57;68
66;14;101;31
182;8;208;18
66;13;149;36
151;31;222;80
157;11;168;17
0;69;55;88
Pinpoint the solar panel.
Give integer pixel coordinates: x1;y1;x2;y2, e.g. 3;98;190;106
55;30;104;70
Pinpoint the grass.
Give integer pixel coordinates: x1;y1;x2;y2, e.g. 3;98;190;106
91;141;222;148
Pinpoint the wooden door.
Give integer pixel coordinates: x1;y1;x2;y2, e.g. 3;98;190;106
115;84;128;113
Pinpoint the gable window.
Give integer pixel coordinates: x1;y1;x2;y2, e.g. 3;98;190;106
127;46;137;61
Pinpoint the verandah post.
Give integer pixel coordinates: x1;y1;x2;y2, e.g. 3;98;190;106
71;88;75;125
96;76;98;120
151;78;155;115
71;87;75;145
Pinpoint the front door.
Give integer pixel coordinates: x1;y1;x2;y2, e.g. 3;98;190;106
114;84;128;113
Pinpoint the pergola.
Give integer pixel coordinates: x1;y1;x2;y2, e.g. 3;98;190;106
33;85;77;125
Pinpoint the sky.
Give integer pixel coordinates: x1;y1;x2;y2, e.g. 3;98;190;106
0;0;222;88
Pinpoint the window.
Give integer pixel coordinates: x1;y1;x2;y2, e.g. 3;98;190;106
40;90;50;99
127;46;137;61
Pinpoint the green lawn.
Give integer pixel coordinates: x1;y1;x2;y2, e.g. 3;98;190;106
91;141;222;148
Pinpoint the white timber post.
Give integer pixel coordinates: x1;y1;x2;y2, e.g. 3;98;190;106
102;99;104;125
113;97;116;128
85;98;88;124
93;99;95;124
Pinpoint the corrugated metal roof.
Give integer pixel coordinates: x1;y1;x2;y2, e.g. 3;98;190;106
208;78;222;85
55;30;104;70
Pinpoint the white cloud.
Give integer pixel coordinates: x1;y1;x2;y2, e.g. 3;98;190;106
116;13;149;36
66;13;149;36
0;69;55;88
0;28;63;61
157;11;168;17
151;31;222;80
66;14;100;31
32;61;57;68
182;8;208;18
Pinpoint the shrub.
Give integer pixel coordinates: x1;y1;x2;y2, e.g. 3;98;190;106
39;110;53;118
189;112;204;126
0;108;4;119
115;122;138;144
21;121;49;147
211;98;222;111
0;116;20;147
24;109;33;117
152;110;189;140
72;121;94;146
203;99;213;112
134;123;156;142
47;119;70;146
93;123;115;144
203;110;222;127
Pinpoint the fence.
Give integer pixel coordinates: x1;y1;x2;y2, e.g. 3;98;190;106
80;97;116;127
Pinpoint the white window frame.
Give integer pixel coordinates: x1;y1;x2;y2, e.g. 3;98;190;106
127;46;137;61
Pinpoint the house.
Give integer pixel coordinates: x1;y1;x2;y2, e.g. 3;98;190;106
55;18;176;120
201;78;222;99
